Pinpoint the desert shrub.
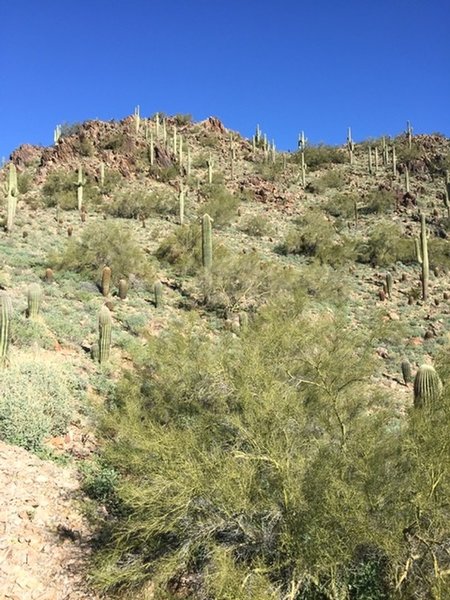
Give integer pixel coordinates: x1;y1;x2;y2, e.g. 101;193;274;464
100;132;126;152
324;193;357;219
254;160;286;182
203;248;296;312
17;171;33;194
361;188;395;214
306;170;345;193
90;302;415;598
42;169;101;209
240;214;274;237
277;211;356;266
293;144;346;170
156;223;202;276
0;354;81;451
201;185;240;227
173;114;192;126
356;221;415;267
42;170;77;209
149;164;180;182
53;220;156;286
107;188;176;219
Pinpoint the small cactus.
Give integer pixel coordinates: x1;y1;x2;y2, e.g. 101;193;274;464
44;268;54;283
385;272;393;298
401;360;412;385
413;364;442;408
98;305;112;364
27;283;43;319
101;266;112;296
154;280;163;308
118;278;128;300
0;292;13;365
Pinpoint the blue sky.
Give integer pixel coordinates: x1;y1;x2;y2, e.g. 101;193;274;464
1;0;449;159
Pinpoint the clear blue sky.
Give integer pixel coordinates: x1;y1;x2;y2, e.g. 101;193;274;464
1;0;449;159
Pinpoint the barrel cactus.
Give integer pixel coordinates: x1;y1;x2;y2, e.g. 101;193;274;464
413;364;443;408
98;305;112;364
27;283;43;319
0;292;13;365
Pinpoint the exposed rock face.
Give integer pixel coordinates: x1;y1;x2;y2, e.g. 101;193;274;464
10;144;44;169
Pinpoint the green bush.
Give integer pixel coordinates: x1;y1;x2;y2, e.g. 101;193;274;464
240;214;274;237
361;188;395;215
277;211;356;266
356;221;415;267
293;144;346;170
324;193;357;219
203;248;295;312
89;302;411;598
0;354;81;451
201;185;240;227
42;170;77;209
306;170;345;193
42;169;101;209
107;188;176;219
156;223;202;276
53;220;156;286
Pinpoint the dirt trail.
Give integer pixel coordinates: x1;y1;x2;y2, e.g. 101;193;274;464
0;441;100;600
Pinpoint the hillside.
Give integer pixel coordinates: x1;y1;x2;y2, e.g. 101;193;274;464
1;112;450;599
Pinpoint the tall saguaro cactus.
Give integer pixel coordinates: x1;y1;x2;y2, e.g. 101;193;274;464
420;212;429;301
77;166;84;212
0;292;12;365
6;163;18;232
346;127;354;165
202;214;213;271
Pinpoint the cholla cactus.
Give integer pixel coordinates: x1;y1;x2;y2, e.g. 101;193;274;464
27;283;43;319
413;364;442;408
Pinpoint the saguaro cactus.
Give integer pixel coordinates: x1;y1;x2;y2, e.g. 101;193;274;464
346;127;354;165
385;272;393;298
98;305;112;364
413;364;442;408
77;166;84;212
101;266;112;296
179;183;185;225
420;212;429;301
27;283;43;319
202;214;213;271
0;292;12;365
207;154;214;184
5;163;18;232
